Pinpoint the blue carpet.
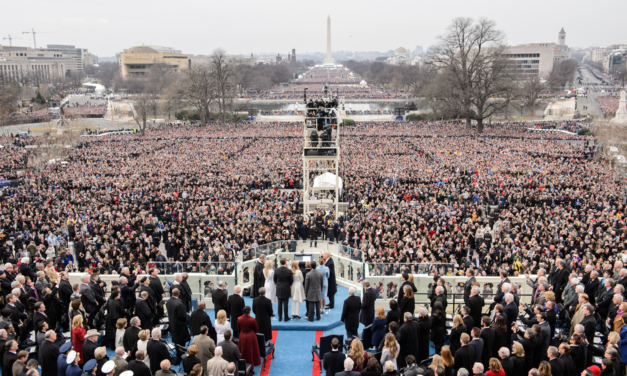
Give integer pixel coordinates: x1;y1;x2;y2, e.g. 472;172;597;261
267;331;317;376
207;286;354;331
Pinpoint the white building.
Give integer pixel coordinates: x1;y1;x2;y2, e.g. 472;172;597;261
387;47;420;66
502;42;569;77
0;45;77;85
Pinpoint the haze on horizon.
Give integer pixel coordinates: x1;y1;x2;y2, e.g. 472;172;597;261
2;0;623;58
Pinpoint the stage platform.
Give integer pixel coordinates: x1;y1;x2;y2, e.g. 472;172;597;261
206;285;354;331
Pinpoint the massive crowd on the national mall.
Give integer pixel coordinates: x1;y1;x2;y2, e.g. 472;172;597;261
0;118;623;376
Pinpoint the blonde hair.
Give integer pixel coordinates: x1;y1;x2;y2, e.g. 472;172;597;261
489;358;502;372
513;341;525;356
291;262;299;275
138;329;150;341
217;309;227;325
407;274;414;283
349;338;365;368
264;261;273;277
72;315;83;330
403;284;414;299
116;318;127;329
608;331;620;344
430;355;444;371
544;291;555;301
376;306;386;320
453;314;463;328
95;346;107;360
383;333;398;358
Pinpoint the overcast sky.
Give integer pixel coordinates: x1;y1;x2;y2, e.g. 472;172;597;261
3;0;623;57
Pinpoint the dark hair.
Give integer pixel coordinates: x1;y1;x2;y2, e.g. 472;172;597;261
243;306;251;315
402;273;409;281
310;260;317;268
367;357;380;371
0;308;11;318
492;315;507;332
200;326;208;335
389;299;399;310
331;338;339;348
471;327;481;338
538;312;547;321
224;330;232;341
433;301;445;321
405;355;416;365
389;321;399;333
435;366;445;376
602;358;614;370
110;290;120;299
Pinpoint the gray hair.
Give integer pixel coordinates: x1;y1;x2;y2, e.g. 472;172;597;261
130;317;139;326
571;278;580;285
472;286;480;294
122;267;129;274
526;328;536;338
591;270;599;278
614;294;624;302
215;346;223;356
344;358;354;371
504;293;513;303
259;254;266;260
151;328;161;339
363;280;370;288
385;361;395;372
458;369;469;376
419;307;429;318
575;324;584;334
348;287;355;296
498;347;510;357
37;271;45;278
16;275;24;283
616;285;625;293
115;347;125;356
436;286;444;294
234;285;242;294
404;312;413;321
21;258;29;264
575;285;585;294
81;275;90;283
473;363;484;373
44;330;55;339
141;291;148;298
11;288;20;296
502;283;511;292
218;281;225;288
258;287;266;295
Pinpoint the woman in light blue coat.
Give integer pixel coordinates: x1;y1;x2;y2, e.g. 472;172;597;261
317;256;330;313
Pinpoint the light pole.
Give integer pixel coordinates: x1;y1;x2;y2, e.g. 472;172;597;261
520;103;525;122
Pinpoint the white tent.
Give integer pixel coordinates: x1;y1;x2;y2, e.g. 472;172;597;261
313;172;343;192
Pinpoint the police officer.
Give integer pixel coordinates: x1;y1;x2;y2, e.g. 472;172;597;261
82;359;98;376
65;351;82;376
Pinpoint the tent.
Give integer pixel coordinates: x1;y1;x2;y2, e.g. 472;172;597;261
313;172;343;193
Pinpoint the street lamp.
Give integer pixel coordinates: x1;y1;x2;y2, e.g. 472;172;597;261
520;103;525;122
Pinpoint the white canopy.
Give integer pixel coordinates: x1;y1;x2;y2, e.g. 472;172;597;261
313;172;343;192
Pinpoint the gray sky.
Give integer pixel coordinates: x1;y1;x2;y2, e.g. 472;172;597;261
3;0;623;57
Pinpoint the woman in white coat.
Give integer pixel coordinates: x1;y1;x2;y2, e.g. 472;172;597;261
263;260;277;304
290;261;306;319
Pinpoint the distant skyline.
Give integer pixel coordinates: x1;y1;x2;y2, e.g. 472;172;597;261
2;0;624;57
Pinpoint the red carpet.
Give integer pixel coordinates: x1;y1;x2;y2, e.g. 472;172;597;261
312;331;323;376
259;330;278;376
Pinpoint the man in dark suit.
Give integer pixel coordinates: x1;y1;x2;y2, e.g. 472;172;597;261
305;261;324;322
468;286;485;328
398;312;420;368
250;254;266;299
123;317;142;356
493;271;511;306
79;275;97;328
322;251;337;309
82;330;101;364
397;273;417;303
585;270;600;306
340;287;361;339
252;287;273;341
166;288;191;347
211;281;229;319
227;286;246;338
335;359;361;376
503;293;518;340
273;258;293;322
547;346;564;376
88;273;106;312
461;306;474;335
135;291;154;332
57;272;73;315
469;328;484;363
128;351;152;376
39;331;59;376
432;286;448;311
498;348;514;376
217;330;241;366
464;269;476;304
551;260;570;304
580;304;597;366
480;317;496;367
322;338;346;376
147;330;170;375
359;281;376;327
3;340;17;376
120;276;139;312
558;343;575;376
596;279;615;320
32;302;51;333
191;301;216;341
454;333;475;373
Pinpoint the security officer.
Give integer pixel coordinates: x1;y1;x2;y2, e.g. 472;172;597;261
82;359;98;376
65;351;83;376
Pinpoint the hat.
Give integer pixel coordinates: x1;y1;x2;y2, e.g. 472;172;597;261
120;372;134;376
66;350;77;364
60;342;72;353
85;329;100;338
83;359;97;372
587;366;601;376
102;360;115;374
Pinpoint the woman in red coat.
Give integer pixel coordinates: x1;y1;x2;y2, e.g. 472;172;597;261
71;315;86;365
237;306;261;366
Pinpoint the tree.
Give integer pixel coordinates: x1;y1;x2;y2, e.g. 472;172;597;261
611;65;627;88
425;17;514;133
176;63;214;123
547;59;578;89
0;82;21;126
210;48;235;125
132;93;153;135
518;74;546;116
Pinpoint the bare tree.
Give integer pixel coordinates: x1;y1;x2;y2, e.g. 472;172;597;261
425;17;514;133
132;93;152;135
210;48;235;125
518;74;546;116
611;65;627;88
177;63;214;123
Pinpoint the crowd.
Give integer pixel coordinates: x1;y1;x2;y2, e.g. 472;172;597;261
597;96;621;115
2;110;53;126
62;104;106;118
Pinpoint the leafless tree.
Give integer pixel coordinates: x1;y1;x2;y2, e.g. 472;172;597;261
210;48;235;125
425;17;514;133
176;63;214;123
517;74;546;116
611;65;627;88
132;93;153;135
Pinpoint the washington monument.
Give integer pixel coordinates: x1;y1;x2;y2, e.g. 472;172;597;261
324;15;334;64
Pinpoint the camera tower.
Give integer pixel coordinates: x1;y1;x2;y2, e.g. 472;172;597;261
302;91;342;220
